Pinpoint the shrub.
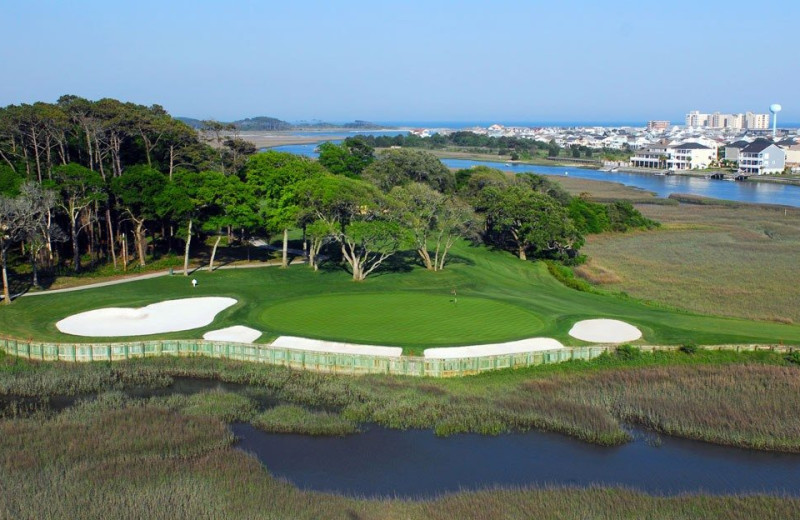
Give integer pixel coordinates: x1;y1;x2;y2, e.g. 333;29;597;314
785;351;800;365
680;343;699;355
615;344;641;360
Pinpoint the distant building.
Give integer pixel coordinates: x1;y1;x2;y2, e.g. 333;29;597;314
745;112;770;131
685;110;769;130
668;142;716;170
647;120;670;131
738;139;785;175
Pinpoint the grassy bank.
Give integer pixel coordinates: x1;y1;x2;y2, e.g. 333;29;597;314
3;349;800;451
546;175;671;204
579;202;800;323
420;148;601;168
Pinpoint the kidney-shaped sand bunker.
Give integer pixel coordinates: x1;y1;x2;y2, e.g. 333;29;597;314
56;297;237;337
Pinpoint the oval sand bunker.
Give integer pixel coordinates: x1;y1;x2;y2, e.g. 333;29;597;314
568;319;642;343
56;297;237;337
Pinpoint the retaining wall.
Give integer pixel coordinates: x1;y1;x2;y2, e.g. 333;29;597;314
0;337;794;378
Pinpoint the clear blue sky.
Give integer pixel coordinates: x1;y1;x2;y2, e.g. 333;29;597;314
2;0;797;124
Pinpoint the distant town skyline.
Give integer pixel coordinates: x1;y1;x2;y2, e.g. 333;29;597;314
2;0;797;123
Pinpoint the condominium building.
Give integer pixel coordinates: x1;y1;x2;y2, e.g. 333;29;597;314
685;110;769;130
744;112;770;130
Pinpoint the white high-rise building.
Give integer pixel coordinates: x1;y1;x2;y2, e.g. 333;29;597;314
685;110;769;130
745;112;770;130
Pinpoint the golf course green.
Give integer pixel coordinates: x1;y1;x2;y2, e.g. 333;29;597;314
258;293;545;346
1;240;799;355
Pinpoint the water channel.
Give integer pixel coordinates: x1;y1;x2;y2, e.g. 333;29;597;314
268;141;800;208
231;422;800;498
7;377;799;498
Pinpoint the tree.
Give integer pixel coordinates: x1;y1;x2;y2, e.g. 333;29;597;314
52;163;104;272
457;166;513;201
480;185;582;261
203;175;258;272
362;149;454;193
245;151;325;268
0;192;29;302
0;182;57;303
297;174;405;280
317;137;374;177
337;219;406;281
111;165;166;267
391;183;476;271
18;182;63;287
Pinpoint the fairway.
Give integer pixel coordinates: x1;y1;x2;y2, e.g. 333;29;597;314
1;239;800;355
258;293;545;346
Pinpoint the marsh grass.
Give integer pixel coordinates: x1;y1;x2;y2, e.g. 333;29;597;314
252;404;359;436
1;430;798;519
2;351;800;451
581;203;800;323
3;355;800;517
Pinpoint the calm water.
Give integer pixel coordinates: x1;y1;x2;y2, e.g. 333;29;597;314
269;143;800;207
231;423;800;498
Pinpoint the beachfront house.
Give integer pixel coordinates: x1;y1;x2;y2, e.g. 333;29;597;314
738;139;785;175
667;142;716;170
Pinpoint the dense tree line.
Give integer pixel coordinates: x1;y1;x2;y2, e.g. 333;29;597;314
0;96;656;303
352;132;604;159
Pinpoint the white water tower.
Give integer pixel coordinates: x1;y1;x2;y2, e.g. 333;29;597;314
770;104;782;137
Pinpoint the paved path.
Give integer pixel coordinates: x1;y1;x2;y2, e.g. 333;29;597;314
7;236;304;300
18;258;304;298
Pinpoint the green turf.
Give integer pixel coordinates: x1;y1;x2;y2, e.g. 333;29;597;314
258;293;544;346
1;239;799;355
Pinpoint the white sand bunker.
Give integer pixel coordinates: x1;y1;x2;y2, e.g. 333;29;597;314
569;319;642;343
203;325;262;343
271;336;402;358
56;297;237;337
424;338;564;359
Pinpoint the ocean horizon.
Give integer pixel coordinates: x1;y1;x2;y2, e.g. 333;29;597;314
374;120;800;129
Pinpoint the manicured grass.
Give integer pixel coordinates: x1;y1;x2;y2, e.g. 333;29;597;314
259;293;544;347
580;203;800;324
1;238;800;353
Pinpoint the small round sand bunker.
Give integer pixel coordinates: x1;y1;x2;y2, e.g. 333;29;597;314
56;297;237;337
568;319;642;343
